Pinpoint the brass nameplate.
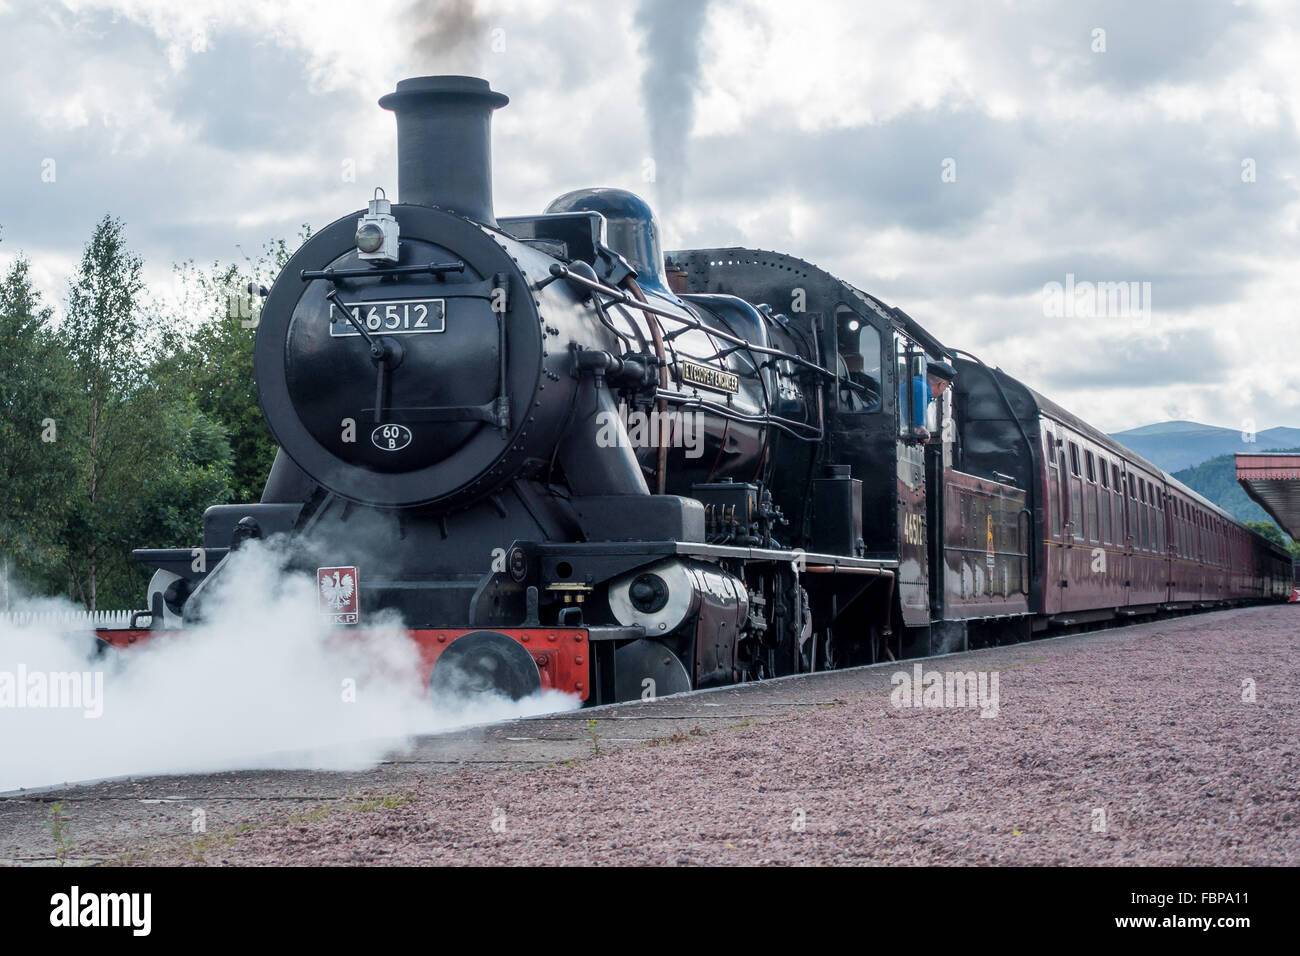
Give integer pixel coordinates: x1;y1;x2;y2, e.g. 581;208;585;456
678;359;739;394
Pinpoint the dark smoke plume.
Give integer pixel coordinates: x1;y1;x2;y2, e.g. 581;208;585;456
635;0;714;218
408;0;490;75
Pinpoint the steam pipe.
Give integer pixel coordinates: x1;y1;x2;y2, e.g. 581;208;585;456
623;277;671;495
546;263;835;379
558;379;650;497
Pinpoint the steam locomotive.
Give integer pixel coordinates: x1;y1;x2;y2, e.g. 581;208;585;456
98;75;1293;705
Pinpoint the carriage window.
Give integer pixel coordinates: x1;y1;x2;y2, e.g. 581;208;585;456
1048;470;1060;536
1113;464;1121;489
1156;496;1164;549
1139;484;1149;548
1112;479;1124;546
836;313;881;413
1084;453;1099;542
1067;444;1083;536
1102;460;1112;541
1100;478;1112;543
1135;489;1142;542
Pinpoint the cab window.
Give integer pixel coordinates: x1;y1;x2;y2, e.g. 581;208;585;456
836;311;881;412
894;334;929;438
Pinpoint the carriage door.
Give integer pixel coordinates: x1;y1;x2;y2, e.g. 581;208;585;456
1044;426;1065;613
1120;468;1135;607
1056;443;1072;610
895;333;930;627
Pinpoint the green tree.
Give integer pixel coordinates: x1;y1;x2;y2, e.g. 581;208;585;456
0;252;78;603
106;408;235;606
60;215;150;607
2;219;310;608
161;232;306;502
59;215;237;609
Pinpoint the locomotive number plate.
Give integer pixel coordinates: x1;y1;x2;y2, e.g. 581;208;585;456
329;298;446;337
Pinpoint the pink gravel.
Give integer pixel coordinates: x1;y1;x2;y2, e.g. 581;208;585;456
146;606;1300;865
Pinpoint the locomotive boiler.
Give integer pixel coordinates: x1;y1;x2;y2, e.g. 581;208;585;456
105;74;1292;705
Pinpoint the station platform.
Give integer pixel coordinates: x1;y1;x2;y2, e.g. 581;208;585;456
1236;453;1300;598
4;604;1296;866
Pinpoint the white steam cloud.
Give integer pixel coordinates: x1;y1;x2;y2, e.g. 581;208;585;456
636;0;715;218
0;542;577;793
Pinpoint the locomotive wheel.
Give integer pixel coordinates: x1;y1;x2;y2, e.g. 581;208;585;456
430;631;542;703
613;639;691;701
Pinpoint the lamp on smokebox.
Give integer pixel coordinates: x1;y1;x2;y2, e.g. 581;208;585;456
355;187;400;262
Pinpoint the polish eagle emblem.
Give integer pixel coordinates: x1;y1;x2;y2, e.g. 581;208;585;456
317;566;359;624
319;570;354;609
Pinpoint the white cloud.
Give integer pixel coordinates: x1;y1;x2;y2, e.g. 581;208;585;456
1;0;1298;433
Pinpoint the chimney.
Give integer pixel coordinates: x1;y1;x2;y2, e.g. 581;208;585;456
378;75;508;226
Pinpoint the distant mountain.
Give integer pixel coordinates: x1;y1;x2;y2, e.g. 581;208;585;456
1108;420;1300;473
1170;451;1300;525
1114;420;1221;438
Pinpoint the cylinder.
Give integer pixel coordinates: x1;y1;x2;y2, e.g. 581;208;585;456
378;75;508;226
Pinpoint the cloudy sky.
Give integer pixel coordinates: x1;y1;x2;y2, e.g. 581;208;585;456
1;0;1297;433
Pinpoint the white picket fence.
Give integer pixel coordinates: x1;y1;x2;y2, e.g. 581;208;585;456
0;609;139;630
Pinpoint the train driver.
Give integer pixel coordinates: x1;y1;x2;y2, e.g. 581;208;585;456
925;360;956;442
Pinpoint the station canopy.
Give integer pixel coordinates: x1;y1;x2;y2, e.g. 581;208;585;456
1236;453;1300;538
